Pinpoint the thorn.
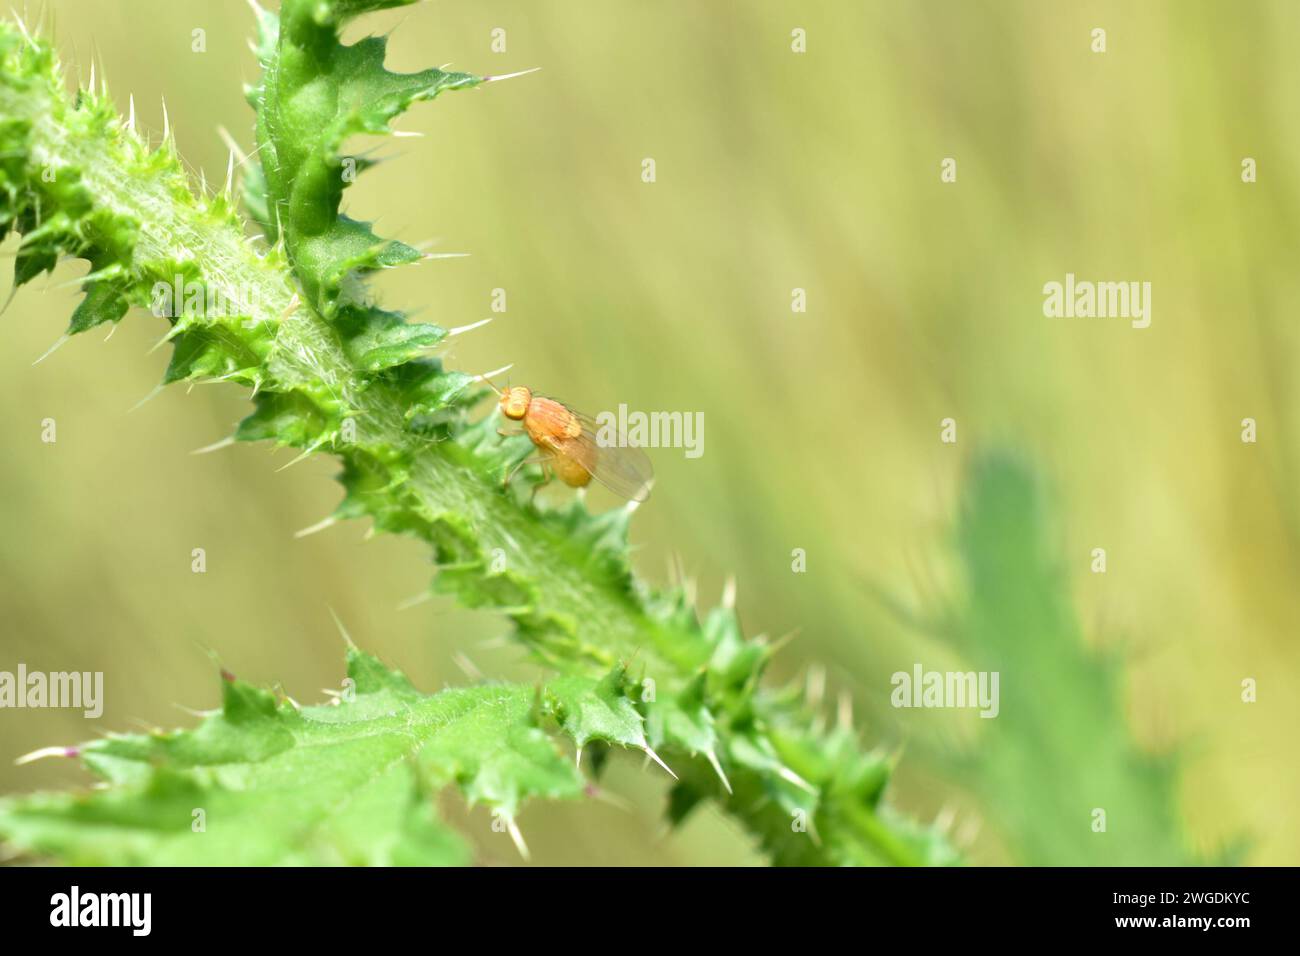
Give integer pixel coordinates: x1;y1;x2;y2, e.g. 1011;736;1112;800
172;703;216;719
766;628;801;657
328;607;357;649
472;363;514;384
127;93;135;134
104;324;117;342
575;746;583;770
191;435;236;455
225;148;236;196
722;575;737;610
127;384;165;413
451;652;484;682
124;716;161;734
50;271;100;291
12;10;33;46
777;764;816;794
641;744;678;780
584;782;633;812
837;689;854;732
446;317;492;337
396;590;433;611
275;443;320;472
805;664;826;709
147;324;183;354
484;66;542;84
419;251;471;262
216;125;248;165
705;748;733;795
31;334;70;366
88;58;95;93
14;745;78;766
504;815;530;861
294;515;337;539
161;96;170;140
391;128;423;138
192;640;222;671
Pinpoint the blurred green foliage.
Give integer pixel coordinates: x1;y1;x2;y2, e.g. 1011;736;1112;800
932;454;1217;864
1;1;1296;865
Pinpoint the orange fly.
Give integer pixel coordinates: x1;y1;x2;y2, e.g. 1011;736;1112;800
483;380;653;502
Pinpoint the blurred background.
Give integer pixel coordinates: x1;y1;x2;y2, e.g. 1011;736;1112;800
2;0;1298;865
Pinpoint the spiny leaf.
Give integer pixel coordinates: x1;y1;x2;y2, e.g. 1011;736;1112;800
0;649;648;866
922;453;1208;865
547;666;648;751
251;0;479;315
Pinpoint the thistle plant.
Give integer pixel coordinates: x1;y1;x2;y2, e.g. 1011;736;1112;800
927;454;1219;866
0;2;956;865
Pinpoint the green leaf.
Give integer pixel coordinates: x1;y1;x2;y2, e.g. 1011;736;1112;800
338;310;446;372
0;649;590;866
253;0;480;319
546;666;648;752
921;453;1209;865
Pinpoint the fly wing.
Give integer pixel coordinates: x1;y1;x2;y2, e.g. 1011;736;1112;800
559;411;654;502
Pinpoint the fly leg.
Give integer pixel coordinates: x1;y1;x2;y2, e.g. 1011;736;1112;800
530;461;554;504
502;453;549;491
